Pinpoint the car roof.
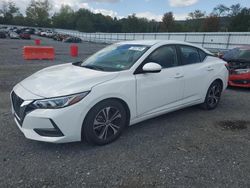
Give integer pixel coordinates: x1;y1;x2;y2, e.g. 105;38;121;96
117;40;162;46
117;40;212;54
117;40;198;46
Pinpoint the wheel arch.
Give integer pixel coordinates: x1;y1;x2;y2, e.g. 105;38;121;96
201;78;224;110
81;97;131;141
107;97;131;126
202;78;224;103
207;76;225;92
213;78;223;88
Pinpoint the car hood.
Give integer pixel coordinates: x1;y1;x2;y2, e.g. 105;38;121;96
228;60;250;71
19;63;119;98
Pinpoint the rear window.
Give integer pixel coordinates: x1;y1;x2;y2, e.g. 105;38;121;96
198;49;207;61
180;46;201;65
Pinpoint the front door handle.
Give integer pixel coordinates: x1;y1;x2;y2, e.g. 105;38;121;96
174;73;184;79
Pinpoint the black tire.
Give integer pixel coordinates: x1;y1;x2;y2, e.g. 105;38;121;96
201;81;222;110
82;99;127;145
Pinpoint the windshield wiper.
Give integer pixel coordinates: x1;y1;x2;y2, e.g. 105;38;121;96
82;65;104;71
72;61;82;66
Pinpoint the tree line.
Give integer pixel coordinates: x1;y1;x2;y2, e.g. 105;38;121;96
0;0;249;32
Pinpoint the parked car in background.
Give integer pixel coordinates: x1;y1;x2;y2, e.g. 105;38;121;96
34;30;40;35
19;32;31;39
40;30;54;37
46;31;54;37
35;29;44;36
40;31;48;37
53;33;69;41
25;28;35;34
11;40;228;145
0;31;6;38
13;28;22;34
9;32;20;39
63;36;82;43
222;46;250;88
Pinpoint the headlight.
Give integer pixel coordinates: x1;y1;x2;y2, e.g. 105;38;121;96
235;68;250;74
32;91;89;109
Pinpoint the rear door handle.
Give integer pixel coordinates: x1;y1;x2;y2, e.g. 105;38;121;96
207;67;214;71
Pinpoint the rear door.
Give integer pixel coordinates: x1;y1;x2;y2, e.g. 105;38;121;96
177;45;213;102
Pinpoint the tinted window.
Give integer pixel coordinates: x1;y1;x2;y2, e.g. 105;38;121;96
180;46;201;65
146;46;178;68
199;49;207;61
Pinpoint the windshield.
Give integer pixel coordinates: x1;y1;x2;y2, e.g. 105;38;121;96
223;48;250;62
80;44;149;71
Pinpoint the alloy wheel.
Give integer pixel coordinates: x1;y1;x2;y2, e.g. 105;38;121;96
93;107;122;140
207;83;221;108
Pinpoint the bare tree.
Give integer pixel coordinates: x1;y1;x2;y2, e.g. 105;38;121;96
230;3;242;16
188;10;206;19
212;4;230;16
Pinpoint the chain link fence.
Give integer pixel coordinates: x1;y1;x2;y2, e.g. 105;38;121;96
1;24;250;50
55;29;250;50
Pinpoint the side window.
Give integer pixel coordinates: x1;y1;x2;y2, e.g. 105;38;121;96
146;46;178;68
198;49;207;61
180;46;201;65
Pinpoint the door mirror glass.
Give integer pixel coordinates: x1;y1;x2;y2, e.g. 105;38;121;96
142;62;162;73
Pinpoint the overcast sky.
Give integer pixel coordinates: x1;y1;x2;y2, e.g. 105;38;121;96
2;0;250;20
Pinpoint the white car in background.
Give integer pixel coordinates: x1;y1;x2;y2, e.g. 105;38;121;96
45;31;54;37
40;31;53;37
9;32;20;39
11;40;228;145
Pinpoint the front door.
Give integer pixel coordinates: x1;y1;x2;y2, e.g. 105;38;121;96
135;45;184;116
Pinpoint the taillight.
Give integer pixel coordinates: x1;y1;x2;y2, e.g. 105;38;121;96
225;63;230;71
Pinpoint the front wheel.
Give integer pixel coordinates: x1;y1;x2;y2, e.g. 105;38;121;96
201;81;222;110
82;99;127;145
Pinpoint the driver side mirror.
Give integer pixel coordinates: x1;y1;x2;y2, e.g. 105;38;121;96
142;62;162;73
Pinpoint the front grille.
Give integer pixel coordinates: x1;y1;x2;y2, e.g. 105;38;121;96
232;80;250;84
11;92;36;126
11;91;24;119
230;70;237;75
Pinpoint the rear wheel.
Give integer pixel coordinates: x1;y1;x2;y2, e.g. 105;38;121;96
83;99;127;145
201;81;222;110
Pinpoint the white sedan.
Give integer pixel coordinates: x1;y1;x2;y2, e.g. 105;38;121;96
11;40;228;145
9;32;20;39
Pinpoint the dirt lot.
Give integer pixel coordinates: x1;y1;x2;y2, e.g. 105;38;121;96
0;36;250;188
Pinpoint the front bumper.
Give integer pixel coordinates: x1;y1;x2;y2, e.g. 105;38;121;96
11;85;88;143
229;73;250;88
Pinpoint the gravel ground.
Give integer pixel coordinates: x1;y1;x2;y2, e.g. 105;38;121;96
0;36;250;188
